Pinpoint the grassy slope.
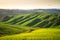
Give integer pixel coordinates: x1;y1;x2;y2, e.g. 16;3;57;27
0;22;36;36
2;13;60;28
0;13;60;40
0;28;60;40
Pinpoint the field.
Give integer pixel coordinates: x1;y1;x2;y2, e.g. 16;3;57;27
0;28;60;40
2;13;60;27
0;13;60;40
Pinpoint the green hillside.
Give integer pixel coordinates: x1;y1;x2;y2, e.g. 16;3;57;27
0;13;60;40
1;13;60;28
0;28;60;40
0;22;36;36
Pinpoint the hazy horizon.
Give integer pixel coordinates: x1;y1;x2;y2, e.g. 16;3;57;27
0;0;60;9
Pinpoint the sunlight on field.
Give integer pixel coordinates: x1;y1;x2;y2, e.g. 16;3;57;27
0;28;60;40
0;13;60;40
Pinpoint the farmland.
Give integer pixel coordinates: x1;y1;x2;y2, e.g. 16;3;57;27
0;12;60;40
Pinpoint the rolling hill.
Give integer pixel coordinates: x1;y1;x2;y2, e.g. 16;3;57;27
0;13;60;36
1;13;60;28
0;22;36;36
0;9;60;40
0;9;60;16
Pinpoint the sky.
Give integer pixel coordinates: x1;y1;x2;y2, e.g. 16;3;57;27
0;0;60;9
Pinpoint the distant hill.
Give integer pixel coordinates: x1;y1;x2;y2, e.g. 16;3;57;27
0;9;60;16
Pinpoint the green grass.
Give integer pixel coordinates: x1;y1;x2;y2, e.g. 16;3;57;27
0;28;60;40
2;13;60;28
0;22;36;36
0;13;60;40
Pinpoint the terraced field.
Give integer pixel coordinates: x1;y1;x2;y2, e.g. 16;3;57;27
2;13;60;28
0;13;60;40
